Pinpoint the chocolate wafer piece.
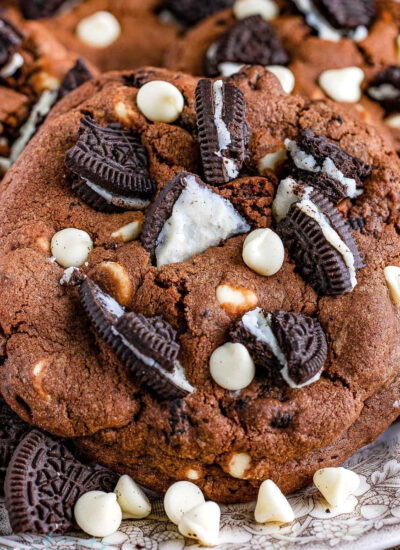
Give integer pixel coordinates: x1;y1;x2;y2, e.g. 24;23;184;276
19;0;75;19
312;0;375;31
5;429;118;534
56;58;93;102
141;171;250;266
367;66;400;113
0;16;23;68
277;191;363;295
163;0;234;26
195;78;248;186
65;116;156;212
284;164;348;204
206;16;289;77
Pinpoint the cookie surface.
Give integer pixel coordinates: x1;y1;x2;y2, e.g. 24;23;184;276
1;66;400;502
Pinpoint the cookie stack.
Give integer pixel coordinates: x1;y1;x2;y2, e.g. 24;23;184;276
1;0;400;544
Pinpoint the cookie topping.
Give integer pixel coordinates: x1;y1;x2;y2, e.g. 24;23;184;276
65;116;156;212
231;307;327;387
233;0;279;21
76;11;121;49
242;228;285;276
209;342;255;390
277;191;363;295
19;0;75;19
4;429;118;534
137;80;184;123
367;66;400;113
319;67;364;103
56;58;93;102
141;172;250;267
195;79;248;185
0;17;23;73
162;0;235;26
205;16;289;77
51;228;93;268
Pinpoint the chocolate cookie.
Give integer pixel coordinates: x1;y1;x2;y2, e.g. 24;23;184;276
1;66;400;504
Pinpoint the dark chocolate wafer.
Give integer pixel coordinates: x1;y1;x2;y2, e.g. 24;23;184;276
56;58;93;102
19;0;77;19
367;66;400;113
284;164;348;204
312;0;375;31
163;0;234;26
0;16;23;68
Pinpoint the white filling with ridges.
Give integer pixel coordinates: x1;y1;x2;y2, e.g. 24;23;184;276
212;79;240;180
284;138;361;198
84;179;150;210
155;175;249;268
242;307;322;388
272;177;312;221
0;52;24;78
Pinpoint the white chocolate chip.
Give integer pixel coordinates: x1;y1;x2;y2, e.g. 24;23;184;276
76;11;121;48
111;220;143;242
114;475;151;519
137;81;184;123
36;236;51;253
209;342;255;390
186;468;200;480
164;481;205;525
255;480;295;524
216;284;258;316
384;113;400;129
228;452;251;479
74;491;122;537
95;261;133;306
384;266;400;305
178;501;220;547
319;67;364;103
266;66;295;94
51;228;93;268
242;228;285;276
258;148;287;173
233;0;279;20
313;467;360;507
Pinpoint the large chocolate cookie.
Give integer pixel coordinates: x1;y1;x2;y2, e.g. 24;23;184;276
1;66;400;503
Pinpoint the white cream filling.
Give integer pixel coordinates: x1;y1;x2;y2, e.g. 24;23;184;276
112;328;194;394
212;79;240;180
84;180;150;210
284;138;361;198
59;266;79;285
97;289;125;320
272;177;312;221
155;175;249;268
0;52;24;79
242;307;322;388
368;83;400;101
292;0;368;42
297;199;357;289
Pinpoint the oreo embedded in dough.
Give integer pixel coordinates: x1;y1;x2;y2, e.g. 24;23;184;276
56;58;93;102
312;0;375;31
277;190;363;295
195;78;248;186
163;0;235;26
0;16;23;68
206;16;289;77
140;171;250;267
18;0;74;19
4;429;118;534
284;165;348;205
0;397;30;496
65;116;156;212
230;307;327;387
367;66;400;113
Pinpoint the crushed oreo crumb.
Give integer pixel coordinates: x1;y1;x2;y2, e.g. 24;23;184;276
270;411;294;428
56;58;93;102
0;16;23;68
367;66;400;113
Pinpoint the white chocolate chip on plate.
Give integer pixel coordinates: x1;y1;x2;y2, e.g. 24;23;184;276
74;491;122;537
228;452;251;479
178;501;220;547
242;228;285;276
255;480;295;524
164;481;205;525
313;467;360;507
51;228;93;268
114;475;151;519
137;81;184;123
384;266;400;305
111;220;143;242
319;67;364;103
76;11;121;48
216;284;258;316
266;66;295;94
233;0;279;21
258;147;287;173
209;342;255;390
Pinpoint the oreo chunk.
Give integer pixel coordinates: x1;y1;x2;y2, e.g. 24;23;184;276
206;16;289;77
312;0;375;31
277;191;363;295
78;277;192;400
0;397;30;496
65;116;156;212
367;66;400;113
163;0;234;26
140;171;250;267
4;429;118;534
195;79;248;186
0;16;23;68
19;0;75;19
230;307;327;387
56;58;93;102
284;167;348;205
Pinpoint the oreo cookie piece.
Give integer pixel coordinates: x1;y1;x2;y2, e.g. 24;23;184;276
230;307;327;387
206;16;289;77
195;78;248;186
140;171;250;267
312;0;375;31
283;167;347;205
19;0;76;19
4;429;118;534
65;116;156;212
277;190;363;295
78;277;193;400
0;397;30;496
163;0;235;26
56;58;93;102
367;66;400;113
0;16;23;69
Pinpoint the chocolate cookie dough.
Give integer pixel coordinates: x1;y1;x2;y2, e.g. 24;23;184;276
1;66;400;503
